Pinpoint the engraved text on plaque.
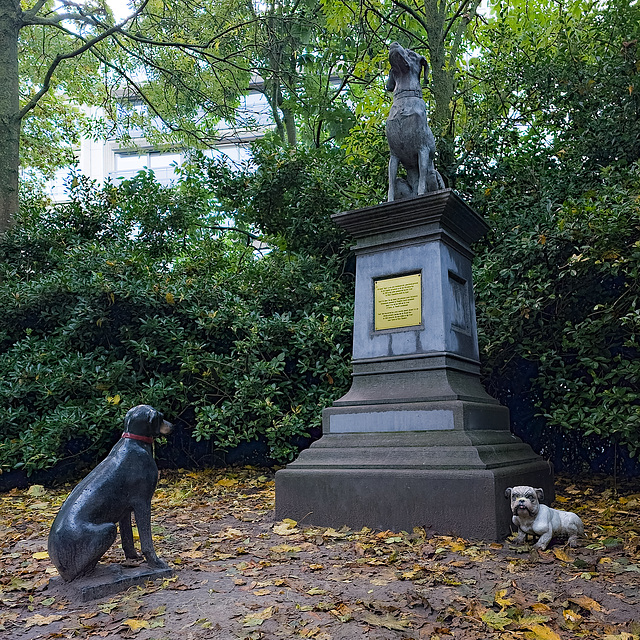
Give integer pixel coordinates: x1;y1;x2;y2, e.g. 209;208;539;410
374;273;422;330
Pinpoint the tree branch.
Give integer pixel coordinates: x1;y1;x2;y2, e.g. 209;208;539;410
122;17;262;54
18;2;148;120
360;0;426;48
106;30;247;125
199;225;263;241
447;0;482;66
23;13;100;27
85;42;235;149
443;0;472;41
391;0;430;35
22;0;48;17
19;26;120;119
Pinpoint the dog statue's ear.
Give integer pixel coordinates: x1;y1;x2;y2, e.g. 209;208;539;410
535;488;544;503
147;408;159;426
505;488;512;499
420;56;429;82
386;69;396;92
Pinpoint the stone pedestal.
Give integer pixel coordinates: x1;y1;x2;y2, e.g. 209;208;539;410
276;190;553;540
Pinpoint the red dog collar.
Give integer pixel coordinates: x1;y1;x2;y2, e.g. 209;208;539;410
121;432;153;444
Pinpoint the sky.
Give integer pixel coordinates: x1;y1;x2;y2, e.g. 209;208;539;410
109;0;134;22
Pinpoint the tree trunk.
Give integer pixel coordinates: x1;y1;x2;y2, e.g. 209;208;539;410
0;0;21;235
423;0;456;186
423;1;451;134
282;107;297;146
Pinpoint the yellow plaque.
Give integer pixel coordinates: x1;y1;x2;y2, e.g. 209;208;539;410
374;273;422;330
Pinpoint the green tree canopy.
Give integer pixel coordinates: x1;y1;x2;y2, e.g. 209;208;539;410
458;0;640;470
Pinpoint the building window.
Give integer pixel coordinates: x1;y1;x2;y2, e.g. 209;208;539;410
112;150;183;185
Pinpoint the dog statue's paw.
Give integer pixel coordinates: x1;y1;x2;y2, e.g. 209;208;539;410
147;557;169;570
533;539;551;551
512;531;527;544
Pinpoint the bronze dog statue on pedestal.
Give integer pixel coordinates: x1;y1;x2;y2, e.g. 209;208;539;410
386;42;444;201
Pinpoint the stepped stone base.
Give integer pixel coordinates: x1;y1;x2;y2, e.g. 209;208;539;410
276;431;553;540
276;191;554;541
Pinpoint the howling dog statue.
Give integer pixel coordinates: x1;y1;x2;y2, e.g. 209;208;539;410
386;42;444;201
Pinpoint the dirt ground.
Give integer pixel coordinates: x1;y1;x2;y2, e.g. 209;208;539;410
1;468;639;640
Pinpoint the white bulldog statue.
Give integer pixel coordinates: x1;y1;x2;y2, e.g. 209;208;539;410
505;486;584;550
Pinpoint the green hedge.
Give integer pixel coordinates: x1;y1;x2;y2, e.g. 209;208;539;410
3;143;639;479
471;160;640;466
0;155;362;476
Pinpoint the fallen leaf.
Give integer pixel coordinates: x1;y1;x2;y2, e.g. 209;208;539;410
243;606;274;627
273;519;299;536
6;576;37;591
495;588;513;609
24;614;64;628
0;612;20;631
322;527;350;539
299;628;332;639
518;613;552;626
32;551;49;560
569;595;604;612
360;611;411;631
448;540;467;552
563;608;583;628
482;610;511;631
216;478;237;487
530;602;553;613
98;602;120;614
552;548;574;563
537;591;555;603
330;603;353;622
270;544;301;553
534;549;556;563
123;618;151;631
525;623;562;640
194;618;213;628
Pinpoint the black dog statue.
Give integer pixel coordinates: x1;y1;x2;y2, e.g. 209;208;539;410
48;405;172;581
386;41;445;201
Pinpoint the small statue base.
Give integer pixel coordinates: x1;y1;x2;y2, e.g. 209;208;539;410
47;563;173;602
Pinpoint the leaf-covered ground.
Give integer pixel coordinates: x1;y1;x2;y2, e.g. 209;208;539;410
1;469;639;639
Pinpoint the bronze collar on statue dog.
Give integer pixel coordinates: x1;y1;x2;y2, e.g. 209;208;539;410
394;88;424;99
121;432;154;444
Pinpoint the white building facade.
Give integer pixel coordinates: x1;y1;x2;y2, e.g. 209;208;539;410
48;87;274;201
